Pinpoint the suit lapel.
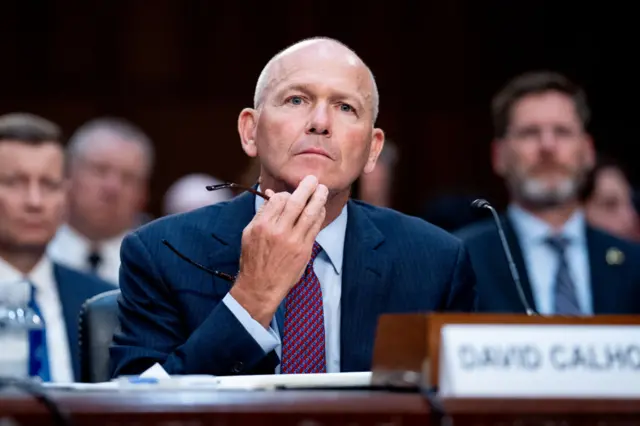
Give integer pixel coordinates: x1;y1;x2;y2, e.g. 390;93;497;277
206;191;257;297
53;264;82;381
586;227;626;314
340;201;389;372
502;216;538;313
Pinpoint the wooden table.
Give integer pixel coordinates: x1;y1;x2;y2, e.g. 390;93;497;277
0;388;431;426
2;388;640;426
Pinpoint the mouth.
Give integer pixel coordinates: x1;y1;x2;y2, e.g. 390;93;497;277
19;221;48;230
297;147;332;159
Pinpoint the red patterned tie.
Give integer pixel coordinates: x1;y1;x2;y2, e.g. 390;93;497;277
280;241;327;374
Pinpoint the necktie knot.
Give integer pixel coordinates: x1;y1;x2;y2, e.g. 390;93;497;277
310;241;322;263
87;250;102;271
545;235;570;253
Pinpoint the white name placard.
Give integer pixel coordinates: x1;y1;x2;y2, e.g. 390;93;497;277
438;324;640;398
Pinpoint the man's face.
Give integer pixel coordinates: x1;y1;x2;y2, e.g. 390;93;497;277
493;91;594;208
0;140;66;251
240;44;384;193
586;167;639;239
68;133;148;239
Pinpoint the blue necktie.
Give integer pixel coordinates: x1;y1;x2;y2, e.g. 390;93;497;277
28;283;51;382
545;236;582;315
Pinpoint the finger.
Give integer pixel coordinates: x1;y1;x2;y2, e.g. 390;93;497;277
277;175;319;226
292;184;328;238
304;206;326;244
256;192;289;223
253;189;276;218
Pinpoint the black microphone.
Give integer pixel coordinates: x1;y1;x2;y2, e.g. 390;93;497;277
471;199;537;316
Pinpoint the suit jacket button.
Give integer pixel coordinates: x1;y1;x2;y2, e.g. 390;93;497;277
231;362;243;374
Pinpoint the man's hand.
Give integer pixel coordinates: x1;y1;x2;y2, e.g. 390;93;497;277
230;175;328;327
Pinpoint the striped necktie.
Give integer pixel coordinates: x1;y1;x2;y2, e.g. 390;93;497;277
545;235;582;315
280;242;327;374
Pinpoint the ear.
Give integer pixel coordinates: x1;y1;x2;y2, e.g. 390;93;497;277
238;108;259;158
363;128;385;174
491;138;507;177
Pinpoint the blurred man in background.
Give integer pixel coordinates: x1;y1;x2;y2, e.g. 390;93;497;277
0;113;113;382
48;117;154;286
582;156;640;241
457;71;640;315
162;173;233;216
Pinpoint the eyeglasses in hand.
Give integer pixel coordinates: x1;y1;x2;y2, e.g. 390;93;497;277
161;182;269;282
206;183;270;200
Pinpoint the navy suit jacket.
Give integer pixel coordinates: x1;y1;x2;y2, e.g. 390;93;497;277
109;191;476;377
455;216;640;314
53;262;114;381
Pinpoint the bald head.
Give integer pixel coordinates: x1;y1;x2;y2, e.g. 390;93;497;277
253;37;379;122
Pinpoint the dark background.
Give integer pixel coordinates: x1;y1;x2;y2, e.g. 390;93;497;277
1;0;635;217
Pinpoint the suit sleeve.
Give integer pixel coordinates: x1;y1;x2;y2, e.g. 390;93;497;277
444;243;478;311
109;232;280;377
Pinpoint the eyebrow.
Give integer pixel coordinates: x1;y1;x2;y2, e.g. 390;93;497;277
277;84;366;111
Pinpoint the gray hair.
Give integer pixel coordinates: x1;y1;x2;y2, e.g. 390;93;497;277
253;37;380;123
67;117;155;175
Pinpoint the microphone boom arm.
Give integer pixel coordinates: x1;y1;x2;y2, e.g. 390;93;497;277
472;199;537;316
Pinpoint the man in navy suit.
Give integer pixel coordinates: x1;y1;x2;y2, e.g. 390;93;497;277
0;113;114;382
110;37;476;378
456;71;640;315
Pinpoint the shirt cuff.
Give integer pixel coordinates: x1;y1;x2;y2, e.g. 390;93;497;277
222;293;281;354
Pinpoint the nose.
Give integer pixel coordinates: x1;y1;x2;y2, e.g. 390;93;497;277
99;172;123;199
539;127;565;152
306;104;332;137
24;181;44;210
539;128;558;151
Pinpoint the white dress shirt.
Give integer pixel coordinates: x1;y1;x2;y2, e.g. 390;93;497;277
223;190;347;373
507;204;592;315
0;255;75;382
47;224;123;286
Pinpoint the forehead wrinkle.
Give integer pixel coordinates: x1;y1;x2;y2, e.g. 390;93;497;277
255;39;378;119
263;51;374;113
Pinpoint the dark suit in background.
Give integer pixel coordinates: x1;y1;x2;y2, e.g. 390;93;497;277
456;215;640;314
110;191;476;377
54;263;114;381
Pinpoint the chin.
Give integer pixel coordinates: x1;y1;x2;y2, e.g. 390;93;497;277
283;165;330;184
16;236;52;249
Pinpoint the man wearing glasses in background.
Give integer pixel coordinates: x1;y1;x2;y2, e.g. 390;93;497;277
456;71;640;315
110;37;476;378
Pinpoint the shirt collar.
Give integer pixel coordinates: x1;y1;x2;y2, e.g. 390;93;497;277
254;186;347;274
54;223;126;253
507;203;586;245
0;255;54;303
